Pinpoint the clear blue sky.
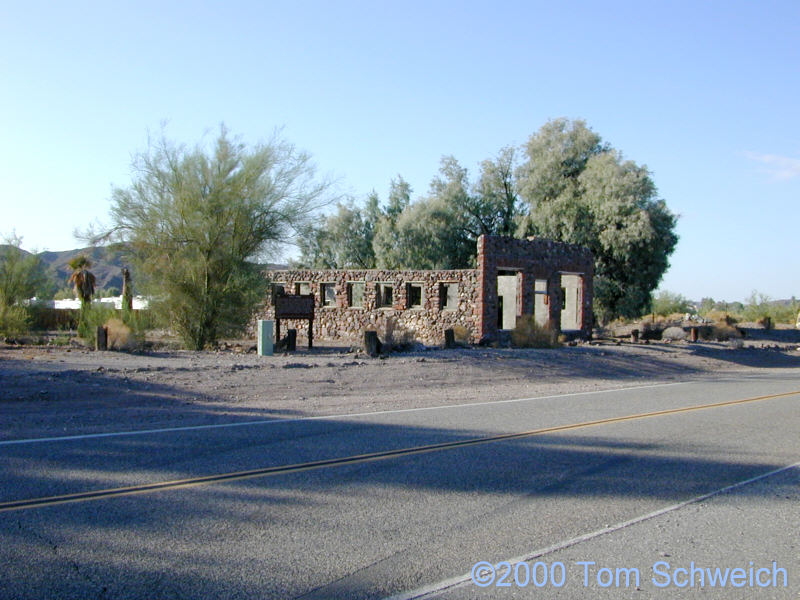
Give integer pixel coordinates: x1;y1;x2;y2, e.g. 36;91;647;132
2;0;798;302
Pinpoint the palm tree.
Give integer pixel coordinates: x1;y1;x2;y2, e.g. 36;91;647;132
67;256;96;307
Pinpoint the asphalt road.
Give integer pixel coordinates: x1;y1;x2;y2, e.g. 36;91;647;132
1;373;799;599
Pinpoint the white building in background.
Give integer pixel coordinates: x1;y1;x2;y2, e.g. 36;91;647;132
40;296;149;310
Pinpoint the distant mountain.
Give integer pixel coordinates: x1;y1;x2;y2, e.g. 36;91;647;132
37;244;133;293
0;244;288;299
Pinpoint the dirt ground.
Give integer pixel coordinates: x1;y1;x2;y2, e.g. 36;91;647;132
2;326;800;442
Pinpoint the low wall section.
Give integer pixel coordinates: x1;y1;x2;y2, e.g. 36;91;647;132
257;268;481;346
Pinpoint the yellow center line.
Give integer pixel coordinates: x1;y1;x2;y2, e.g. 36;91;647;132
2;389;798;513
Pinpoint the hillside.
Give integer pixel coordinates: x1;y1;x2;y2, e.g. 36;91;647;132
1;244;287;298
37;244;133;293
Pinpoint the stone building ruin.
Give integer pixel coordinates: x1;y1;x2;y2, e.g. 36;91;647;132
256;235;593;345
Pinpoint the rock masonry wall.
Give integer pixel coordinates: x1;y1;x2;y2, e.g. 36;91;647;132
256;268;482;346
477;235;594;340
253;235;594;346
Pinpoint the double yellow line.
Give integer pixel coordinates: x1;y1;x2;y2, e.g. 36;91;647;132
2;389;798;513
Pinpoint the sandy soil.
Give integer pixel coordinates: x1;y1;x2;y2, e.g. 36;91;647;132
2;331;800;442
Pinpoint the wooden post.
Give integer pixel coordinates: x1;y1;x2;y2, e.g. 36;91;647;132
364;330;381;357
631;329;639;343
444;328;455;349
308;318;313;349
690;327;698;342
95;326;107;351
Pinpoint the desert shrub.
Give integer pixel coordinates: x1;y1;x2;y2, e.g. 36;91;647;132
98;287;120;298
511;316;560;348
27;306;79;330
0;304;30;337
741;292;772;323
704;310;739;326
700;324;742;341
650;290;693;317
662;326;686;341
452;324;471;344
740;291;797;325
77;304;117;344
53;286;77;300
49;335;71;346
773;302;800;324
639;320;663;340
105;317;143;350
666;312;688;323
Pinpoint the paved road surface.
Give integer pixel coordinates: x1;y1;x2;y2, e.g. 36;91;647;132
1;373;798;599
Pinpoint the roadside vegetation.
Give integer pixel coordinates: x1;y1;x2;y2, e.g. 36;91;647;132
90;126;332;350
647;289;798;327
0;234;47;336
3;120;796;351
298;118;678;324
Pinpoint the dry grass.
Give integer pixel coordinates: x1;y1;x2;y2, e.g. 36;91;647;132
695;323;743;341
511;316;560;348
452;324;471;344
105;318;142;350
704;310;739;326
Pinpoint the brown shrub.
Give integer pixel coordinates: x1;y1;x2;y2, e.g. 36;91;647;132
105;318;140;350
452;324;471;345
757;316;773;330
511;316;560;348
700;324;742;341
705;310;739;326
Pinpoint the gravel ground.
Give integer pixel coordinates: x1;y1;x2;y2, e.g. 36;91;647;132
2;335;800;442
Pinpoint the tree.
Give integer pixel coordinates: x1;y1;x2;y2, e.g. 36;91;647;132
517;118;678;322
371;154;524;270
372;176;413;269
0;234;46;335
0;234;46;307
100;126;330;349
651;290;693;316
67;255;97;340
381;197;466;269
67;256;96;306
473;146;521;237
296;194;378;269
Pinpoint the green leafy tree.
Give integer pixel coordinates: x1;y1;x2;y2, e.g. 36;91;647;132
373;176;413;269
473;146;522;237
0;234;46;307
383;197;465;269
100;126;330;350
54;286;77;300
0;234;46;335
297;194;378;268
517;118;678;322
372;154;523;270
697;297;716;316
650;290;693;316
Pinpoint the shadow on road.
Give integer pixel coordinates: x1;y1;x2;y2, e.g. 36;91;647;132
1;351;798;600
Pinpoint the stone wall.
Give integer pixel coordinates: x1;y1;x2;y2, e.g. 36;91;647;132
477;235;594;340
253;235;594;346
256;268;482;346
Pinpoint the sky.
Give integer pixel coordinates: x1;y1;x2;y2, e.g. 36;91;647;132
1;0;798;302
